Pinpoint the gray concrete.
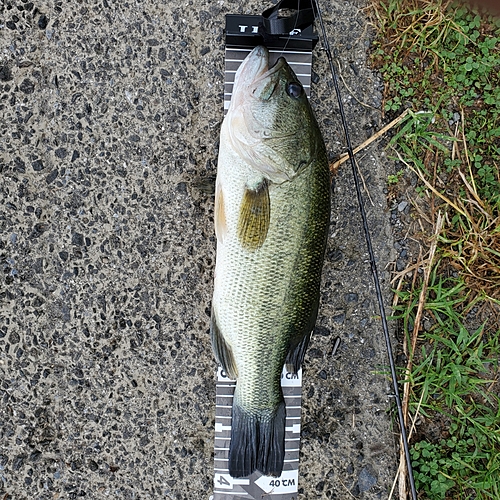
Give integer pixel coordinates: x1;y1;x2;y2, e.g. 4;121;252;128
1;0;398;498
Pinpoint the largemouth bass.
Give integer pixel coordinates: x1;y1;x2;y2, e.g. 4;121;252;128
211;46;330;478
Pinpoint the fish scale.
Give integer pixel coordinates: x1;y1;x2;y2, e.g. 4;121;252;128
211;45;330;479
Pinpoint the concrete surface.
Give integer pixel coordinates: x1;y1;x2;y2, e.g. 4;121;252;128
0;0;398;498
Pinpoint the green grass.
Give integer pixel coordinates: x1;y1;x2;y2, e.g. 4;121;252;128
370;1;500;498
372;0;500;201
393;271;499;499
388;168;405;184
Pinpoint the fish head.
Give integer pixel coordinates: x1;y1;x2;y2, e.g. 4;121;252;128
225;46;322;183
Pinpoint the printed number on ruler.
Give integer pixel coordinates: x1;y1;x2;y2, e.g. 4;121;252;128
215;474;250;490
255;470;299;494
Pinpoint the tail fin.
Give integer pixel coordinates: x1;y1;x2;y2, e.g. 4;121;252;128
228;400;286;478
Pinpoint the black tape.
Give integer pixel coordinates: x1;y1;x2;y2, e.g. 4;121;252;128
261;0;315;36
225;0;318;50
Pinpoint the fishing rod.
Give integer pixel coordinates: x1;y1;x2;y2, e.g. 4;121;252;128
311;1;418;499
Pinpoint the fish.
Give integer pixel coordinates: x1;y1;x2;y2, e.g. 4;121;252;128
210;45;330;478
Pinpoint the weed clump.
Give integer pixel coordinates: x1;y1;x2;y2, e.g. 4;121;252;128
370;1;500;498
371;0;500;202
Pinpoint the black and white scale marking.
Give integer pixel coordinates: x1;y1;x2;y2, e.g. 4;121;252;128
210;46;314;500
211;366;302;500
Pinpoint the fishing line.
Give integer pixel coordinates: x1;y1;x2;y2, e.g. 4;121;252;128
274;0;300;59
261;0;316;60
274;0;309;60
311;1;418;499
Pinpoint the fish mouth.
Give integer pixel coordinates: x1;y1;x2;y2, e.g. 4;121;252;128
232;47;289;97
234;46;269;87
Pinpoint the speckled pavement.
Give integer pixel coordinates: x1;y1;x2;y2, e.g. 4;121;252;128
1;1;398;499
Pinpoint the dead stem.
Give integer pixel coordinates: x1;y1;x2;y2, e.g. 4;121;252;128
393;149;467;217
398;212;444;499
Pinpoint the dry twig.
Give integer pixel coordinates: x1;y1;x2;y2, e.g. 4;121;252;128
330;108;411;174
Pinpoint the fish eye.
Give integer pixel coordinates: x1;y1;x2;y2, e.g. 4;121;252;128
286;82;303;99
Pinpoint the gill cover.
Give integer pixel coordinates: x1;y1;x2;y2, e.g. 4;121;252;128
225;46;320;184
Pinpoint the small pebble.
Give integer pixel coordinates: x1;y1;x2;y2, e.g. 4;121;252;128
396;258;406;272
38;15;48;30
397;201;408;212
357;465;377;492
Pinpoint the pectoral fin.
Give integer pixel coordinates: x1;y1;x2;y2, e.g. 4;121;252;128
237;179;270;251
215;180;227;243
210;308;238;380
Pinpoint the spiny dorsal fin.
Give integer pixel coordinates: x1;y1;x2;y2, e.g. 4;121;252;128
237;179;270;251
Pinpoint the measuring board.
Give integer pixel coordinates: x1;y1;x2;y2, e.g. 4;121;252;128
210;366;302;500
210;14;317;498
